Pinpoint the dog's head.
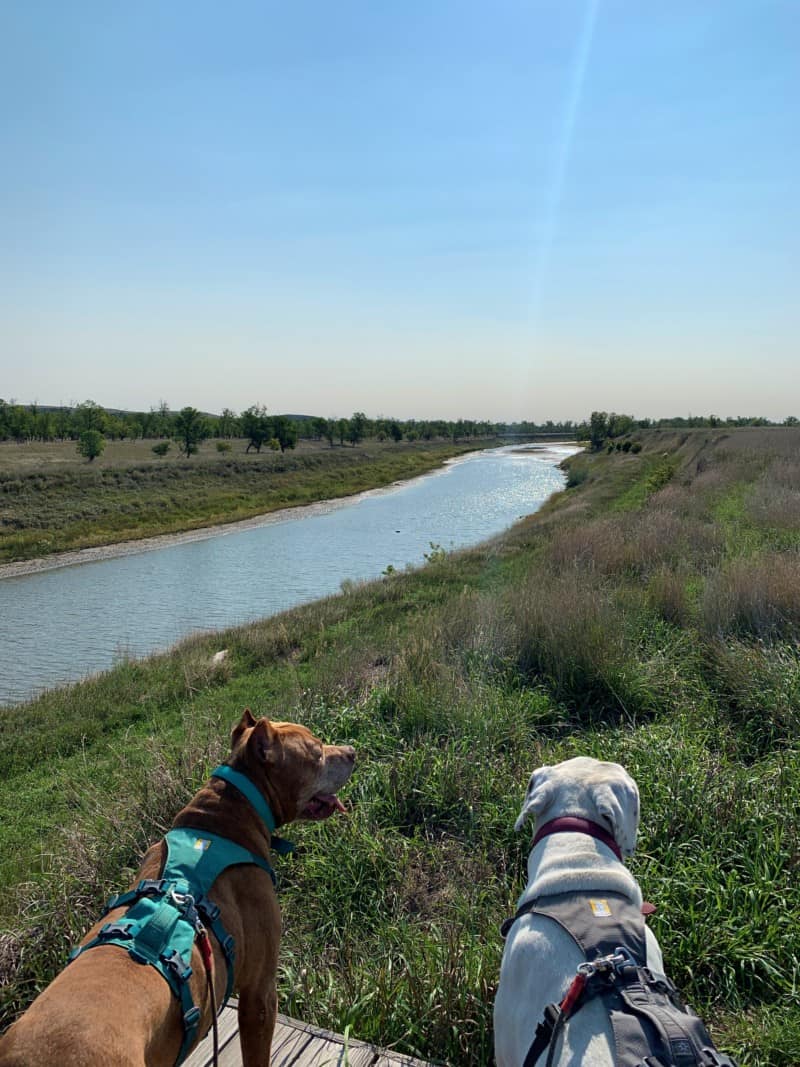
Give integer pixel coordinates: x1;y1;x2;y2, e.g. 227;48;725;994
514;756;640;857
229;709;356;826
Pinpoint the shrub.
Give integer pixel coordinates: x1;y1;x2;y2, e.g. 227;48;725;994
216;441;232;453
151;441;170;457
564;463;589;489
76;429;105;462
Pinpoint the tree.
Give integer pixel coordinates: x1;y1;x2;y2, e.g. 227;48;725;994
218;408;239;438
173;407;209;456
589;411;609;451
310;416;329;441
337;418;349;446
72;400;107;435
607;412;635;438
155;400;172;437
241;405;272;452
272;416;297;453
348;411;368;446
76;429;105;462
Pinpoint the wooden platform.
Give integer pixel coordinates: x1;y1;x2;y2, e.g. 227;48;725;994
184;1001;433;1067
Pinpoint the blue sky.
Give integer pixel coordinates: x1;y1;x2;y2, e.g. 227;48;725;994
1;1;797;421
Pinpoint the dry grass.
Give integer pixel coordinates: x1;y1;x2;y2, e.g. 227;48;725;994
747;458;800;529
548;510;721;577
701;554;800;640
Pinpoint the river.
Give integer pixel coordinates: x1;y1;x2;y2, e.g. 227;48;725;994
0;444;579;705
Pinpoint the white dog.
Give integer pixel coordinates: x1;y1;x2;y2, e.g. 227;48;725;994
494;757;733;1067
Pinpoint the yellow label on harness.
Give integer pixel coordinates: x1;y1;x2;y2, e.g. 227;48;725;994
193;838;211;851
589;898;612;917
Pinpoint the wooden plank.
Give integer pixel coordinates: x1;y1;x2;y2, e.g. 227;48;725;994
372;1055;433;1067
184;1004;241;1067
274;1015;376;1066
181;1002;435;1067
279;1033;373;1067
270;1016;318;1065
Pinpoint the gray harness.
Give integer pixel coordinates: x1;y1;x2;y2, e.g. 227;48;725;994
501;891;738;1067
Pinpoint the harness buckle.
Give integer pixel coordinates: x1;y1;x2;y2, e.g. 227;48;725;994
577;950;627;978
196;895;221;923
610;944;639;978
183;1005;202;1030
99;921;135;941
137;878;167;897
162;949;193;983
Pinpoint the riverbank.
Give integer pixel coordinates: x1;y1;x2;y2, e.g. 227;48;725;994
0;438;495;565
1;426;798;1064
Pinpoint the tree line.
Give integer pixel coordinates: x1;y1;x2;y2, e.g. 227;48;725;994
0;400;580;458
577;410;798;451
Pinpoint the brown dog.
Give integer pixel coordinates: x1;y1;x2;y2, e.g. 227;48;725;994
0;710;356;1067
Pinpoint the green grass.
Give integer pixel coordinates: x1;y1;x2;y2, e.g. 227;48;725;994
1;426;799;1065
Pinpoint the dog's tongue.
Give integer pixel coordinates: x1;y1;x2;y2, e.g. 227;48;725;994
302;793;348;820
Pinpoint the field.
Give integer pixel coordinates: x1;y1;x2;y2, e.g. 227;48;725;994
1;426;798;1065
0;437;491;564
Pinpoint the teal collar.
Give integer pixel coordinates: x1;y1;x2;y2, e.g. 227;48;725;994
212;764;276;831
211;765;295;854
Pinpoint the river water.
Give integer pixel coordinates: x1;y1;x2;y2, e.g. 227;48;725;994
0;444;578;705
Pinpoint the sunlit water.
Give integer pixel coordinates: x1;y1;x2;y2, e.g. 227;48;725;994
0;445;579;705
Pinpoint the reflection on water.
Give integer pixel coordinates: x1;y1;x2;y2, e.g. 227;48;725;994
0;445;578;705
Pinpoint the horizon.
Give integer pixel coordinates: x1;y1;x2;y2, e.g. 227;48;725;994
0;397;792;429
1;2;797;422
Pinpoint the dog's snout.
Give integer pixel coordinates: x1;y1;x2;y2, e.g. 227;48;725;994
341;745;356;762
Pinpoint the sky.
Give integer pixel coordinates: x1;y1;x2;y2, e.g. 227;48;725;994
0;1;797;423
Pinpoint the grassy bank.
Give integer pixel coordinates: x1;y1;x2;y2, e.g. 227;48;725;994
1;427;798;1065
0;438;489;563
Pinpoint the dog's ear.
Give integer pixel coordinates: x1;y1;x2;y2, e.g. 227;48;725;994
249;717;276;765
591;775;640;857
231;708;258;746
514;766;555;832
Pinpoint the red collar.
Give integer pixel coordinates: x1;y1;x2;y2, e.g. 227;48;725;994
532;816;623;863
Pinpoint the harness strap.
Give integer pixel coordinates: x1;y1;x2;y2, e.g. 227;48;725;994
522;1003;561;1067
194;894;237;1005
617;978;732;1067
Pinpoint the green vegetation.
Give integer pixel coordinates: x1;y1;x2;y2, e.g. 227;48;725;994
0;440;488;563
0;398;578;449
75;429;105;462
1;426;798;1066
172;406;210;457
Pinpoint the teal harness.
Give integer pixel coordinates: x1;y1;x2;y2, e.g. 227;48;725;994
69;765;292;1065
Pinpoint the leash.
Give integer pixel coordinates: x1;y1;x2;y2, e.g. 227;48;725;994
196;926;219;1065
524;953;618;1067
